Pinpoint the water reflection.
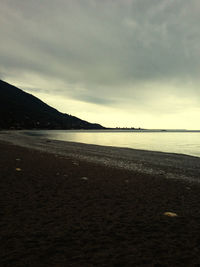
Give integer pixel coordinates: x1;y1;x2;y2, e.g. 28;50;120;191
25;130;200;157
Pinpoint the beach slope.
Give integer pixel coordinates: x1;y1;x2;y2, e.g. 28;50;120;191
1;131;200;266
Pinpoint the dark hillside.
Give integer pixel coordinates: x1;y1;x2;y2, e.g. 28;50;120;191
0;80;104;129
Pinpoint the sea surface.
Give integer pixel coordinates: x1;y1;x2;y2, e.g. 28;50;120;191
25;130;200;158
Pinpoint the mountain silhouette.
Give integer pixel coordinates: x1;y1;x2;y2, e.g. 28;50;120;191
0;80;104;130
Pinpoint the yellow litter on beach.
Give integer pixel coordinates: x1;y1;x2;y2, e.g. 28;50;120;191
15;168;22;171
163;212;178;217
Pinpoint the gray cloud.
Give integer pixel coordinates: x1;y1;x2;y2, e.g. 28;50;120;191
0;0;200;127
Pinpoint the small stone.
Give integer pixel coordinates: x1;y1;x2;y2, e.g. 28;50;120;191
81;177;88;181
16;158;21;161
16;168;22;171
163;212;178;217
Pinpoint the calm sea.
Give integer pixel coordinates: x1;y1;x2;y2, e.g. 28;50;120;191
26;130;200;158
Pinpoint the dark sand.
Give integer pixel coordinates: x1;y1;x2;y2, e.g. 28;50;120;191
1;140;200;266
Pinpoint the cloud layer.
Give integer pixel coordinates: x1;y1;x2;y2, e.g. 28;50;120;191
1;0;200;128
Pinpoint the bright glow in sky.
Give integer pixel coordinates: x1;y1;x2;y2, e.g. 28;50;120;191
1;0;200;129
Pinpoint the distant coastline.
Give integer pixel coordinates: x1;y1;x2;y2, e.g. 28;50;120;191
106;128;200;132
1;128;200;132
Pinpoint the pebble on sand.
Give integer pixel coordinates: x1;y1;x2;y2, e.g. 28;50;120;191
163;212;178;217
81;177;88;181
15;168;22;171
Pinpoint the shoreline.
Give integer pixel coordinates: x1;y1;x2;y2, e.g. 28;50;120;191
0;130;200;183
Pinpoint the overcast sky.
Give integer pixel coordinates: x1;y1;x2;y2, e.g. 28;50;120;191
1;0;200;129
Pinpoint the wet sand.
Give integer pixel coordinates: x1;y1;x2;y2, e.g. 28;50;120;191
1;132;200;266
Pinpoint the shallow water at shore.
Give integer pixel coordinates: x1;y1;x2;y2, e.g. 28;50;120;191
24;129;200;158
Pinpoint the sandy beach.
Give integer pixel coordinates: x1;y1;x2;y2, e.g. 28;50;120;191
1;131;200;266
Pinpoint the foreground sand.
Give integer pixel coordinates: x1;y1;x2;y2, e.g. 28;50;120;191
1;133;200;266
